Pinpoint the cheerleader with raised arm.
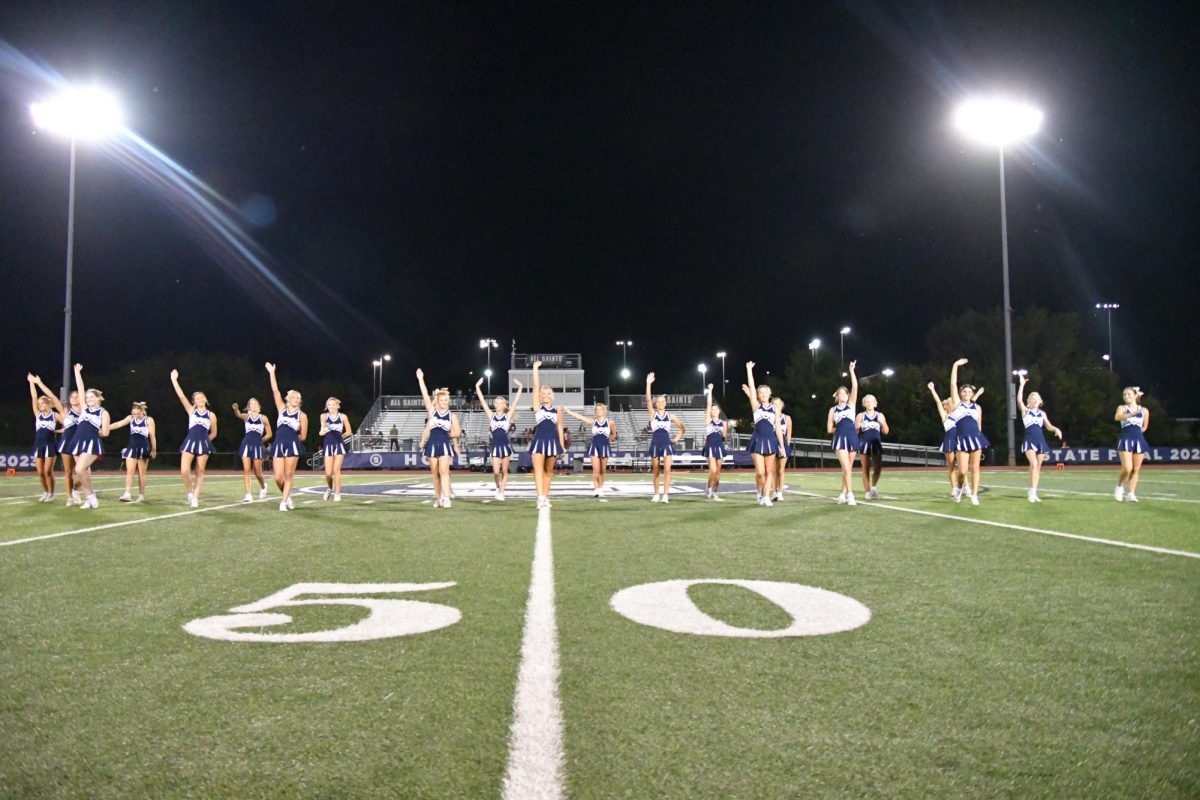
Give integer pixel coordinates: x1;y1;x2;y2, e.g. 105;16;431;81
645;373;686;504
476;378;523;501
563;400;617;498
771;396;792;502
107;401;157;503
927;383;960;496
266;363;308;511
68;364;110;510
34;375;84;506
26;374;59;502
702;384;728;501
743;361;783;507
1017;375;1063;503
319;398;353;502
1113;386;1150;503
232;399;272;502
856;394;890;500
827;361;860;505
416;369;460;509
529;361;565;510
948;358;988;506
170;370;217;508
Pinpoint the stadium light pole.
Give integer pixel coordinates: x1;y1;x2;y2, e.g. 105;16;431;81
716;351;727;396
30;86;123;403
839;326;851;369
808;338;821;370
372;360;382;397
697;363;707;393
375;354;391;397
479;339;498;392
1095;303;1119;372
954;96;1042;466
616;340;633;382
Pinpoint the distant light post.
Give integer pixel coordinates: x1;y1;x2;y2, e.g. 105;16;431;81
371;354;391;398
1095;303;1119;372
839;326;851;369
479;338;498;393
697;363;708;393
808;338;821;370
372;360;382;397
882;368;894;380
30;86;124;402
716;351;727;396
954;95;1043;466
616;340;633;382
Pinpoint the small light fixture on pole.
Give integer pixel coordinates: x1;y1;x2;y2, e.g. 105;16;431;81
479;339;498;392
881;368;895;380
372;360;382;397
954;95;1043;466
616;340;633;382
839;326;851;369
697;363;708;393
808;338;821;369
715;351;727;396
1095;303;1119;372
30;86;124;403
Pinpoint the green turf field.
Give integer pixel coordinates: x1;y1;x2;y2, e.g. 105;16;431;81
1;467;1197;798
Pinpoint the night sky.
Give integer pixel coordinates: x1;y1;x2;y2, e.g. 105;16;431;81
1;2;1197;410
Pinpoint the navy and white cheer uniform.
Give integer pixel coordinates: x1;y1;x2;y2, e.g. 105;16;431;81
778;414;793;459
122;415;152;460
70;406;105;456
588;418;613;458
1021;408;1050;454
529;405;563;456
272;408;306;457
179;408;215;455
648;411;674;458
423;409;454;458
858;411;884;455
703;417;727;458
322;413;347;457
748;404;779;455
33;412;57;458
939;415;957;453
489;413;513;458
1116;405;1149;453
57;408;80;455
950;401;987;452
238;414;266;460
831;404;859;451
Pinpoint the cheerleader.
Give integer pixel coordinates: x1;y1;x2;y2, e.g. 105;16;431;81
26;374;59;502
856;394;890;500
949;358;988;506
475;378;524;501
771;396;792;502
1017;375;1063;502
68;364;109;510
563;401;617;498
416;368;460;509
827;361;859;505
742;361;783;506
33;374;84;506
170;369;217;508
927;384;960;496
645;373;685;503
107;401;157;503
319;397;354;502
529;361;565;510
232;399;272;502
702;384;728;501
266;362;308;512
1113;386;1150;503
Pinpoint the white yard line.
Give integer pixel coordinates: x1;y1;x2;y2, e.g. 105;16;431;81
0;499;266;548
501;507;565;800
0;475;247;503
879;475;1200;505
784;489;1200;560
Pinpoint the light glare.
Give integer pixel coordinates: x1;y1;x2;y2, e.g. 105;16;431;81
954;97;1042;147
31;87;123;140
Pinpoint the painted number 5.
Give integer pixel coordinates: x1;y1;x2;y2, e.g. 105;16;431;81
183;582;462;643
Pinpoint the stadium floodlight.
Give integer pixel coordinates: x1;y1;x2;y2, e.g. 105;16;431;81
620;367;631;381
881;368;895;378
954;95;1043;466
697;363;707;393
808;338;821;369
839;327;851;369
1013;369;1028;377
30;86;124;403
479;339;498;392
716;351;727;396
1095;303;1119;372
616;340;633;379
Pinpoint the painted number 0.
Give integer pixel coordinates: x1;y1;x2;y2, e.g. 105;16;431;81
183;583;462;643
